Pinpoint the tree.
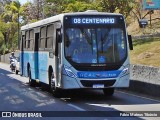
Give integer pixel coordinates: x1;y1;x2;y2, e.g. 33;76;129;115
21;2;36;24
0;21;10;54
130;0;159;28
45;0;76;15
0;21;10;44
0;0;11;14
64;1;101;12
0;0;21;53
95;0;134;18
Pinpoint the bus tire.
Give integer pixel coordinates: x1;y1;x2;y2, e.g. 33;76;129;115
49;71;60;97
28;67;35;87
103;88;115;96
15;70;18;75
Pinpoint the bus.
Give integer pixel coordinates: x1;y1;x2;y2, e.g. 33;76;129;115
20;10;133;96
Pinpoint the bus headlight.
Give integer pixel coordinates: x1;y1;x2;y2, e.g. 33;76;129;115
63;65;77;78
120;65;130;77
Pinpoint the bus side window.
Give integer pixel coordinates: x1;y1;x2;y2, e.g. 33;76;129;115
46;24;54;48
21;35;25;51
25;31;29;49
40;26;46;49
29;29;34;50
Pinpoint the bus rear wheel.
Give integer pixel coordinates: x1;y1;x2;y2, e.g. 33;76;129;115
15;70;18;75
103;88;115;96
28;67;35;87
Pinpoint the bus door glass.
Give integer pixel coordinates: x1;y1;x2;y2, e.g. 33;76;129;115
55;22;62;86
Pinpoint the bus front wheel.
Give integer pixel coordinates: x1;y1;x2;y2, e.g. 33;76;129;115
103;88;115;96
49;72;59;97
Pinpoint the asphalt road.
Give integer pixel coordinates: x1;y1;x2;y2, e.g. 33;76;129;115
0;63;160;120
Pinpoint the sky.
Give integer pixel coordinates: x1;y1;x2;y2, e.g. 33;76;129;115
18;0;33;5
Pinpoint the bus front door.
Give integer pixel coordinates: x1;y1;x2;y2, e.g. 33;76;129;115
54;23;62;87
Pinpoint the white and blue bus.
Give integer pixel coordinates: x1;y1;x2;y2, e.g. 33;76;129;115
20;10;133;96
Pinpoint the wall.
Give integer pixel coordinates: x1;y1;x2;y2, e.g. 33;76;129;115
0;52;19;64
129;64;160;98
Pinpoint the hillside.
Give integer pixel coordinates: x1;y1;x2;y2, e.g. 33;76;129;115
130;37;160;67
127;10;160;67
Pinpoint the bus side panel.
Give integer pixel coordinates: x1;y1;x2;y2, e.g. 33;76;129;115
20;51;23;75
29;53;35;78
29;52;39;79
34;52;39;79
38;52;48;83
21;51;36;78
47;54;56;85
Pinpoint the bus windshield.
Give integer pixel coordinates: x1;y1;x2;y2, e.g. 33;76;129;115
64;27;127;64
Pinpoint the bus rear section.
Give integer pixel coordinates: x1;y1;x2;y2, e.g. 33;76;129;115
60;13;131;96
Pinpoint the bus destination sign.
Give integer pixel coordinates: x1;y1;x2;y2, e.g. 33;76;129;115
72;18;115;24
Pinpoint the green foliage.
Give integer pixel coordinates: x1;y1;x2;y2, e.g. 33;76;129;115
130;38;160;67
133;37;160;47
0;32;4;45
94;0;135;18
0;43;9;54
20;2;33;24
45;0;76;14
0;0;20;54
64;1;93;12
0;21;10;33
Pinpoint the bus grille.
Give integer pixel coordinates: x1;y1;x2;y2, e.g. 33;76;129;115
80;80;116;87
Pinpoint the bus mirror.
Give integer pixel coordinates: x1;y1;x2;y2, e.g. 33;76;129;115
128;35;133;50
57;30;62;43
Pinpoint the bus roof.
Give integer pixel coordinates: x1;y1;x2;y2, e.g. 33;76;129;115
21;11;123;31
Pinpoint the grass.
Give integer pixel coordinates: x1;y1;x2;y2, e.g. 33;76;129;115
130;37;160;67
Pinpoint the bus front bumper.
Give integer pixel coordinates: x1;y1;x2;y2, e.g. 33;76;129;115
61;74;130;89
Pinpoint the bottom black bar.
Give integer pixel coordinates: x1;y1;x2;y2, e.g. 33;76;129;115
0;111;159;117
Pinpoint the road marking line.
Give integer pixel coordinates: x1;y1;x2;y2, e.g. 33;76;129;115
117;91;160;103
0;73;4;75
8;77;14;80
68;104;86;111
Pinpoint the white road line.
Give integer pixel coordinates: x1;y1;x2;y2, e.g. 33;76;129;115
0;73;4;75
68;104;86;111
9;77;14;79
117;91;160;103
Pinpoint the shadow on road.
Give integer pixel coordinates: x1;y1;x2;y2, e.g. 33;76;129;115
59;89;160;105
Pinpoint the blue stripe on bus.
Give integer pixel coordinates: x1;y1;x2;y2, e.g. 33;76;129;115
77;70;122;79
38;53;48;83
20;52;48;83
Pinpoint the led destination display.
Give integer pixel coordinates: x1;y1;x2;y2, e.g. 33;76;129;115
72;18;115;24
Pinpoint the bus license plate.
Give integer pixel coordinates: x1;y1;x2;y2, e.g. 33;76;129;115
93;84;104;88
